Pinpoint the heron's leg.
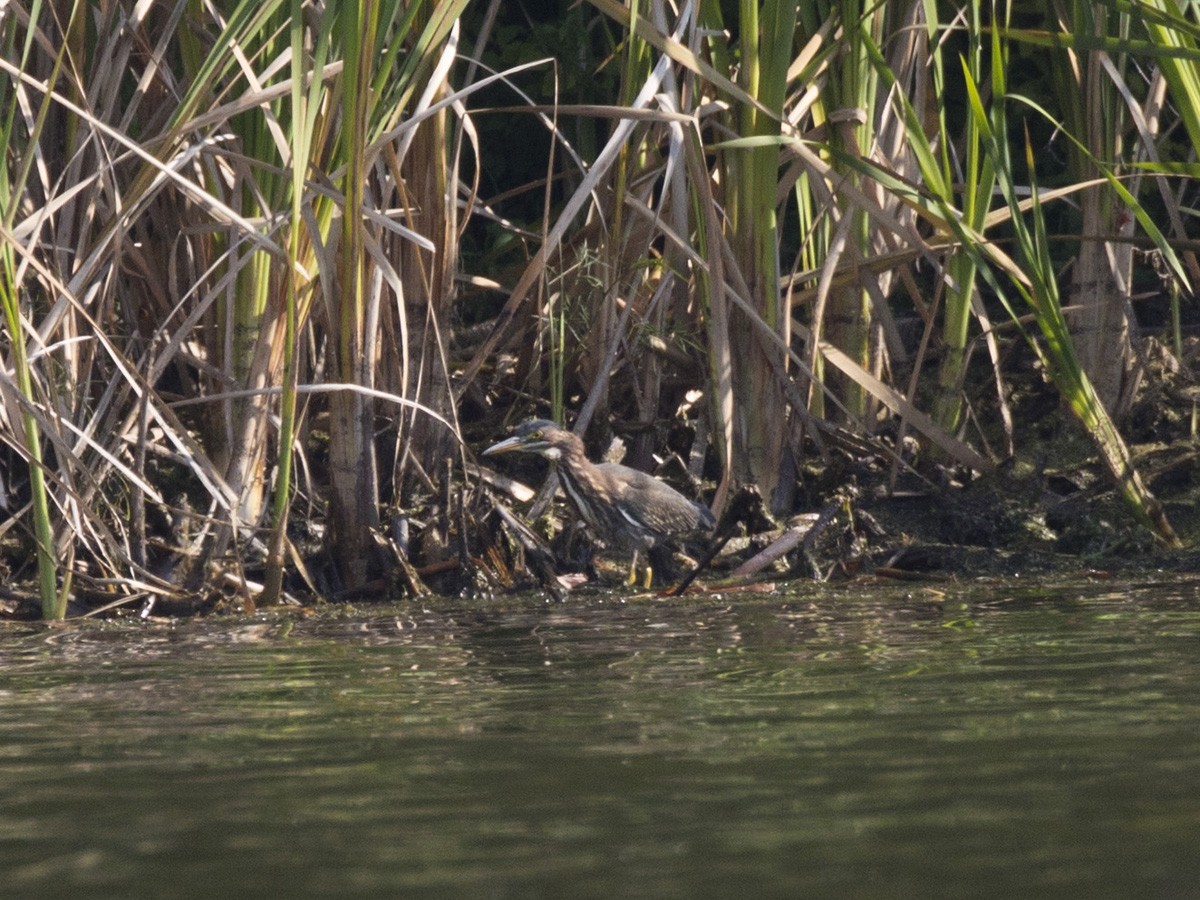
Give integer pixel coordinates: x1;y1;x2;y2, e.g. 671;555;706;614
626;549;640;586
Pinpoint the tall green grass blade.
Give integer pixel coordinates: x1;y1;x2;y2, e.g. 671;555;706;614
262;0;322;606
959;3;1178;544
0;1;86;618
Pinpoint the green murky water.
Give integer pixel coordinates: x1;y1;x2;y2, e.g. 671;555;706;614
2;576;1200;898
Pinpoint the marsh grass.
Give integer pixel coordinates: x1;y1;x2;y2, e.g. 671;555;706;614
0;0;1197;618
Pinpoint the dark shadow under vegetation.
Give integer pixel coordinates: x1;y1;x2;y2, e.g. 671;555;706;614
6;314;1200;622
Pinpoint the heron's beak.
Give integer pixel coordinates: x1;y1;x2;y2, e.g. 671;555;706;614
482;435;524;456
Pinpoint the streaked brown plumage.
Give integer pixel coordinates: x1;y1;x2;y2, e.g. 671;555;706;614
483;419;715;586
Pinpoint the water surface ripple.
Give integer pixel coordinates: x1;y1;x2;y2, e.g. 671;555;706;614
2;576;1199;898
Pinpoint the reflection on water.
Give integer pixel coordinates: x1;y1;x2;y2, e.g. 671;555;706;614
2;578;1200;898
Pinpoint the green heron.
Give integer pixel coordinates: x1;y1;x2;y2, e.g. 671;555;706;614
483;419;715;587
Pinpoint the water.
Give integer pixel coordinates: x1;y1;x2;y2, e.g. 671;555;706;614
2;576;1200;898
